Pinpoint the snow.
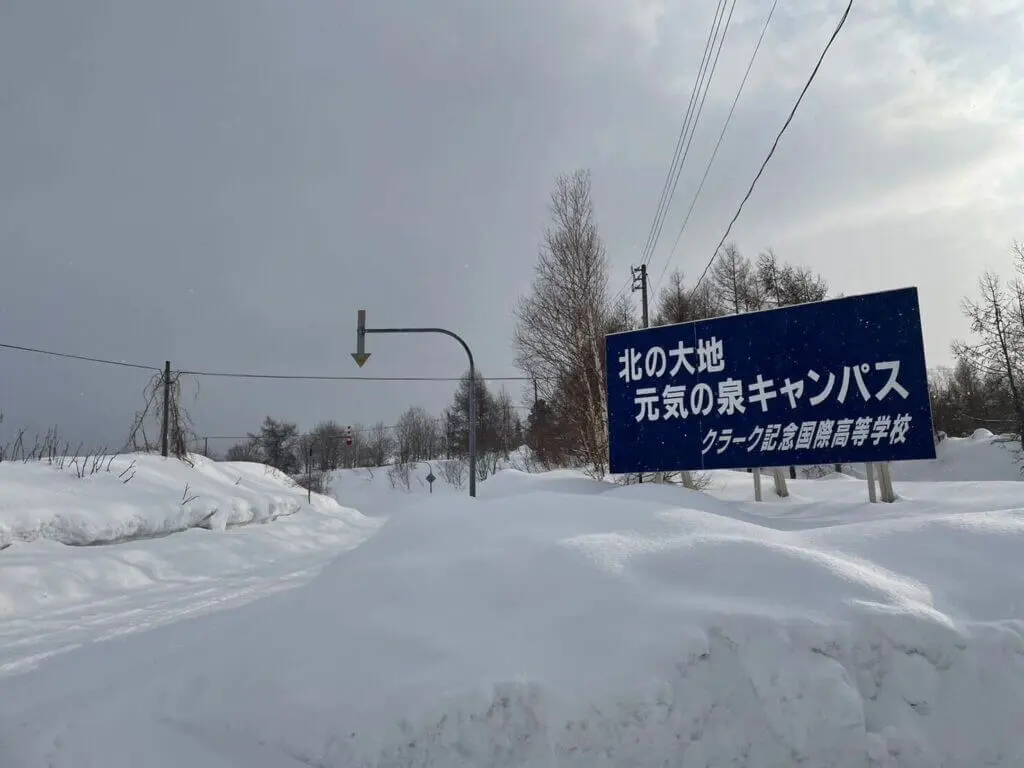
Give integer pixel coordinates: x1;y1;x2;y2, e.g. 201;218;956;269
0;453;348;547
845;429;1023;483
0;442;1023;766
0;453;378;625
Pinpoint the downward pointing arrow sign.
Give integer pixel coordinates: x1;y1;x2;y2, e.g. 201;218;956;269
351;309;370;367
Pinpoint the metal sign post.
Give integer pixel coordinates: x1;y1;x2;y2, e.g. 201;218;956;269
424;461;436;494
352;310;478;498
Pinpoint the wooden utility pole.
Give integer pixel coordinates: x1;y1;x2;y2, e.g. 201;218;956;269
160;361;171;458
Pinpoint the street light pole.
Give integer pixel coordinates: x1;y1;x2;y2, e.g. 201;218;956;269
352;312;478;498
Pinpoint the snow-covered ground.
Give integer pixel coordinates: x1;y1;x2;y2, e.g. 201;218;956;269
0;441;1023;766
854;428;1023;483
0;452;352;547
0;454;378;669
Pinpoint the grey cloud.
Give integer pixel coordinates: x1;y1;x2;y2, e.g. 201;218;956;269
1;0;1020;448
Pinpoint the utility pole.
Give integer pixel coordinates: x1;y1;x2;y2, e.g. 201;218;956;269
631;265;648;484
633;264;694;490
161;360;171;458
631;264;649;328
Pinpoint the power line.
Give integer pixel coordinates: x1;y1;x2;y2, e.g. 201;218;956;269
642;0;738;271
693;0;854;295
651;0;780;298
637;0;730;271
0;342;161;372
612;0;737;307
0;339;545;383
176;369;539;383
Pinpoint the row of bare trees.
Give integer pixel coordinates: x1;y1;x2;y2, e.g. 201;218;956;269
932;241;1024;447
220;372;526;479
513;169;830;476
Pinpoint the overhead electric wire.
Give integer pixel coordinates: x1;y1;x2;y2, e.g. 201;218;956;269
0;341;161;372
175;368;539;382
637;0;730;270
651;0;780;298
610;0;733;305
692;0;854;296
641;0;738;272
0;340;545;382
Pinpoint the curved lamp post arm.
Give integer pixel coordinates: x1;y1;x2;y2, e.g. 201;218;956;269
359;324;477;497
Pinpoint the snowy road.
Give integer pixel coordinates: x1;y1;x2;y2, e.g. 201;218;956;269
0;559;323;678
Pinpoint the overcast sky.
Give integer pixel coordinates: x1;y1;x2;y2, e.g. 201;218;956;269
1;0;1021;451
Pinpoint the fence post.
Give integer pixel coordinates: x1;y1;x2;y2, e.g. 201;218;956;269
161;360;171;457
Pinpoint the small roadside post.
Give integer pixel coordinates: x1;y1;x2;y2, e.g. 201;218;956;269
306;444;313;504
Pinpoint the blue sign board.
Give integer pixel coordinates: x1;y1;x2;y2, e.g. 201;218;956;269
605;287;936;473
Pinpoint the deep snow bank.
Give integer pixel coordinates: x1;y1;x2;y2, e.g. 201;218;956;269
0;454;377;618
0;453;326;547
845;429;1022;483
5;471;1020;766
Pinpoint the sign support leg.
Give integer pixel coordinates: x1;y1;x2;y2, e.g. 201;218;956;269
878;462;896;503
865;463;878;503
772;468;789;498
753;467;762;502
680;470;696;489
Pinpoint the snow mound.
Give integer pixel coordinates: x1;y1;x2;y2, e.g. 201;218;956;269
0;453;323;547
845;431;1023;483
0;454;377;618
5;470;1021;766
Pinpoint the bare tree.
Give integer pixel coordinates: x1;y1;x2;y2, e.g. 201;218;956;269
954;263;1024;449
493;388;516;459
307;421;347;471
654;269;720;326
226;438;262;462
756;248;827;307
363;421;393;467
513;169;614;477
125;370;196;462
710;244;761;314
394;407;439;464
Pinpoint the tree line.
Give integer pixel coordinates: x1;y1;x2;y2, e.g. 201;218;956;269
931;241;1024;447
220;371;525;480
